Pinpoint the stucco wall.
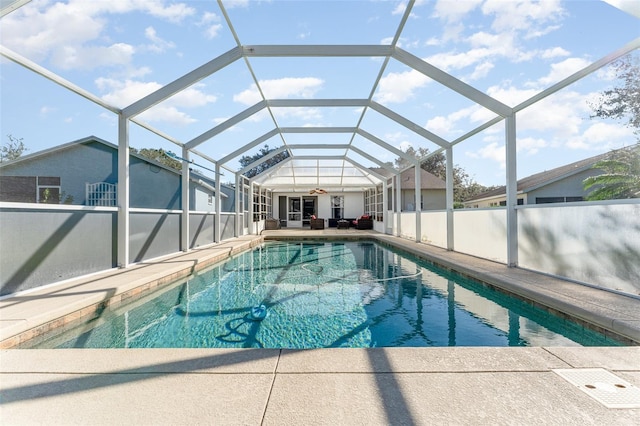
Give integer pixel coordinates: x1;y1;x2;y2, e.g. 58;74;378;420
0;140;235;211
526;168;601;203
0;206;116;296
401;189;446;211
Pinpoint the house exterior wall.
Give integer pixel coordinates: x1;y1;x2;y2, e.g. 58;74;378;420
271;191;364;223
130;155;181;209
526;168;601;204
463;168;604;208
0;140;235;211
401;189;446;211
0;141;116;205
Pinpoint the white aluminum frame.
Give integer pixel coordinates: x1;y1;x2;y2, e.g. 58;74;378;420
1;0;638;269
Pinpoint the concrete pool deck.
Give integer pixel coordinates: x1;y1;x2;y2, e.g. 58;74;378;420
1;229;639;424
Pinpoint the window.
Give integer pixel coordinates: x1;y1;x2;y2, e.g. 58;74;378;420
331;195;344;219
376;185;383;221
288;197;301;222
536;196;583;204
37;177;61;204
364;186;383;221
38;186;60;204
498;199;523;206
252;186;272;221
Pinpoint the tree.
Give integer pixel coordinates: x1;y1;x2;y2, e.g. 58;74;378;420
239;144;289;178
130;147;182;170
394;146;497;205
1;134;27;163
589;54;640;134
584;53;640;200
583;145;640;200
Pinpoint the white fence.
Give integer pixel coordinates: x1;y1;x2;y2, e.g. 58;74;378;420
86;182;117;206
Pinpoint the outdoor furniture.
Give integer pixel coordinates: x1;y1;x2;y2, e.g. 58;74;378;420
310;218;325;230
353;216;373;230
265;218;281;230
337;219;349;229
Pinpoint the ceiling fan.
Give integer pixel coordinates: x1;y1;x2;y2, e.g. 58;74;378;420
309;188;328;195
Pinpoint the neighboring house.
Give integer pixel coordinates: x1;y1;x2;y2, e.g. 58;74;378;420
0;136;234;212
462;147;631;208
371;167;446;211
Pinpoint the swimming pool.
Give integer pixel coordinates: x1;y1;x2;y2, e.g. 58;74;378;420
23;241;621;348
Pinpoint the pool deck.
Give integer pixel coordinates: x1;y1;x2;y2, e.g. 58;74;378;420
1;229;639;424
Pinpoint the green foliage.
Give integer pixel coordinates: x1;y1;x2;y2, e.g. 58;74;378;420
239;144;290;178
40;188;74;204
589;54;640;134
1;134;27;163
130;147;182;170
394;146;497;204
583;145;640;200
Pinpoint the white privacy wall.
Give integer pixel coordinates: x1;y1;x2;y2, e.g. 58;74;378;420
421;211;447;248
518;201;640;295
454;209;507;263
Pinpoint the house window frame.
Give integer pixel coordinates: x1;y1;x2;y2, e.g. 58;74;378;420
331;195;344;219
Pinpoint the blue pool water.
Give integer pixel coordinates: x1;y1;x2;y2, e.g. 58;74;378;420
27;241;621;348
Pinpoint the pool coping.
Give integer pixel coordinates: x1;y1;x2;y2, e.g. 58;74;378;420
1;230;639;348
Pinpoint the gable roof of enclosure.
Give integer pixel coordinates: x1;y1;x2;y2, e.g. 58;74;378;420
1;1;639;194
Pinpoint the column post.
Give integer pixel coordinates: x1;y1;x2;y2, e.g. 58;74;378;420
181;147;190;252
506;114;518;267
446;147;454;251
117;114;130;268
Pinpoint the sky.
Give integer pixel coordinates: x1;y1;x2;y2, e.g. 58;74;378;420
1;0;639;186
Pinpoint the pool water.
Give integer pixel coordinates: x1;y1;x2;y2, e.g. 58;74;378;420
27;241;621;348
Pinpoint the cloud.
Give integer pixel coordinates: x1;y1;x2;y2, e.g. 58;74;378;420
567;122;636;150
50;43;135;70
427;0;569;78
488;84;589;136
540;47;570;59
469;61;494;80
1;0;194;68
432;0;483;22
375;69;430;104
143;27;176;53
481;0;565;38
398;140;413;152
467;141;506;170
199;12;223;39
517;137;548;155
223;0;250;9
96;78;216;125
39;106;56;116
273;107;324;122
425;105;495;139
392;0;427;17
533;57;592;87
234;77;324;105
392;1;408;16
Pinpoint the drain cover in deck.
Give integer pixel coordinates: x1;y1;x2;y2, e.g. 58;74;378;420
553;368;640;409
